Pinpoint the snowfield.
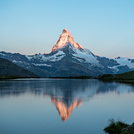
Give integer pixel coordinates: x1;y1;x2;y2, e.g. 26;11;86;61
25;51;66;62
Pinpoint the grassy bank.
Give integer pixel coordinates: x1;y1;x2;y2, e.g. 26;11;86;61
0;75;39;80
98;71;134;85
0;75;23;80
49;75;94;79
104;119;134;134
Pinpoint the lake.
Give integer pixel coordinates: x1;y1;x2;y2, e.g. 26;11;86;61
0;78;134;134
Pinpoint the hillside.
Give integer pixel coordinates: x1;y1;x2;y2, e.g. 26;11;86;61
98;70;134;84
0;58;39;79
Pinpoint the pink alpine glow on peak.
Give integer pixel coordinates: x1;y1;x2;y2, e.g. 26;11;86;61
52;28;83;52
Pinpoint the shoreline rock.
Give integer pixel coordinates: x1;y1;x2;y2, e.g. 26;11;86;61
122;123;134;134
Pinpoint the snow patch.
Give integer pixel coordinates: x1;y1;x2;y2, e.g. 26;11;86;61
32;63;52;67
107;57;134;73
0;52;6;56
72;48;103;67
42;50;66;62
25;55;33;60
12;60;30;65
115;57;134;69
13;60;23;63
108;66;119;73
25;51;65;62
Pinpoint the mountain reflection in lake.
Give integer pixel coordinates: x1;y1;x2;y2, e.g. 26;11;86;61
0;78;134;134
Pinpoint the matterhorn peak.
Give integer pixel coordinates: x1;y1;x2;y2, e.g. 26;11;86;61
52;28;83;52
62;28;71;34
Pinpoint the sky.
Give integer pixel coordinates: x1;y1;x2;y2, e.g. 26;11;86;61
0;0;134;58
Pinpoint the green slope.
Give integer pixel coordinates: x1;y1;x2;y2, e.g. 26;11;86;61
0;58;39;79
98;71;134;84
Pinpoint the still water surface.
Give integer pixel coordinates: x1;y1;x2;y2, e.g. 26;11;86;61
0;78;134;134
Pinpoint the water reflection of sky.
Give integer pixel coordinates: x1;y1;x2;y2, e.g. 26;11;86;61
0;78;134;134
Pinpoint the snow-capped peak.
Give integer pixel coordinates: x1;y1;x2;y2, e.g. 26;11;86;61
52;28;83;52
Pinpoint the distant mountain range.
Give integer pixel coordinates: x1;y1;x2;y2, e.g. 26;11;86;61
0;28;134;77
0;58;39;78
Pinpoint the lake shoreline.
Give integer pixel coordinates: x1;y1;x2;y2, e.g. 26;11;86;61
0;75;40;80
1;73;134;85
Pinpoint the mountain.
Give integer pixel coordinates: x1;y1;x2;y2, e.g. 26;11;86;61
97;56;134;74
0;28;134;77
52;28;84;52
0;58;39;78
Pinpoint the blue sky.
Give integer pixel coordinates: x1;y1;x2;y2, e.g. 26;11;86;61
0;0;134;58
